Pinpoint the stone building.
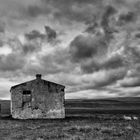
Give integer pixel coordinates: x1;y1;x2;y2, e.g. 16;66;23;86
10;74;65;119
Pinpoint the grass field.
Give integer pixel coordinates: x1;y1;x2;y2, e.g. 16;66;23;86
1;97;140;140
0;115;140;140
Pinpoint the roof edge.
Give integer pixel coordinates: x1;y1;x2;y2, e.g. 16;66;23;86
10;79;65;91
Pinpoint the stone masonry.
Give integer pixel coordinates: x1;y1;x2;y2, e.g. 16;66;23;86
10;74;65;119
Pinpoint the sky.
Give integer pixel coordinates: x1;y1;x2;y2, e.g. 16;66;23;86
0;0;140;99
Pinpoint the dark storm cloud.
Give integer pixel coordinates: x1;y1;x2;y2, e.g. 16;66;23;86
0;23;61;75
39;49;72;74
7;36;41;56
69;33;114;72
25;0;104;23
101;5;117;35
0;41;3;47
103;55;124;69
124;45;140;65
117;11;137;26
22;43;39;54
0;21;5;33
0;53;25;72
22;47;73;77
67;68;127;93
69;17;125;73
119;12;136;22
85;5;117;37
68;5;122;73
25;30;45;40
91;68;126;88
45;26;57;41
85;22;99;34
1;0;140;99
81;54;124;73
68;1;139;75
113;0;125;4
69;35;99;62
25;26;57;42
11;0;136;29
0;35;40;73
80;61;100;73
135;33;140;38
27;5;46;18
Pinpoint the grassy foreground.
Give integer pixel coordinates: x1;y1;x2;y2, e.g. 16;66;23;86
0;115;140;140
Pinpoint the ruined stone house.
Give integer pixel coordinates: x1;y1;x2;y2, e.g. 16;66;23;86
10;74;65;119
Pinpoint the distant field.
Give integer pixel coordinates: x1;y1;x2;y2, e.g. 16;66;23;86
1;97;140;117
65;97;140;116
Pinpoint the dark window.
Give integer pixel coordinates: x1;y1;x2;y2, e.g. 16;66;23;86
0;104;1;113
23;90;31;95
61;88;64;92
22;91;32;108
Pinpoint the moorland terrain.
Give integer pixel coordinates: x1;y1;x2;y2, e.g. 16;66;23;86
0;97;140;140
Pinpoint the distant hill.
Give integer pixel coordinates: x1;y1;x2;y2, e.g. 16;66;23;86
65;97;140;116
66;97;140;102
1;97;140;117
0;100;10;116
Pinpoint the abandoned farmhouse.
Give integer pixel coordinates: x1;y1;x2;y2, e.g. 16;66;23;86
0;74;65;119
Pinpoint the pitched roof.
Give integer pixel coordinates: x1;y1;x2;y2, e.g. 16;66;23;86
10;78;65;91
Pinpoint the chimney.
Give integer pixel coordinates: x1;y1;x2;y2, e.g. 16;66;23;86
36;74;42;80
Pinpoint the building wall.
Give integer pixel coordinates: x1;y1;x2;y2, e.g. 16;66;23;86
11;79;65;119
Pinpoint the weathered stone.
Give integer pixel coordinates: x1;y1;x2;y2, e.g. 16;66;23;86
10;74;65;119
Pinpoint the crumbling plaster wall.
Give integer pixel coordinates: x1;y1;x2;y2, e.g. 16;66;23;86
11;80;65;119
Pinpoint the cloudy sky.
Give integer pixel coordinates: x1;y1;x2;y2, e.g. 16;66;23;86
0;0;140;99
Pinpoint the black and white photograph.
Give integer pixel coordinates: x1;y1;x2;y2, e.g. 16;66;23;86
0;0;140;139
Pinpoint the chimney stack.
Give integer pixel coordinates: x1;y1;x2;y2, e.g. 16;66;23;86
36;74;42;80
